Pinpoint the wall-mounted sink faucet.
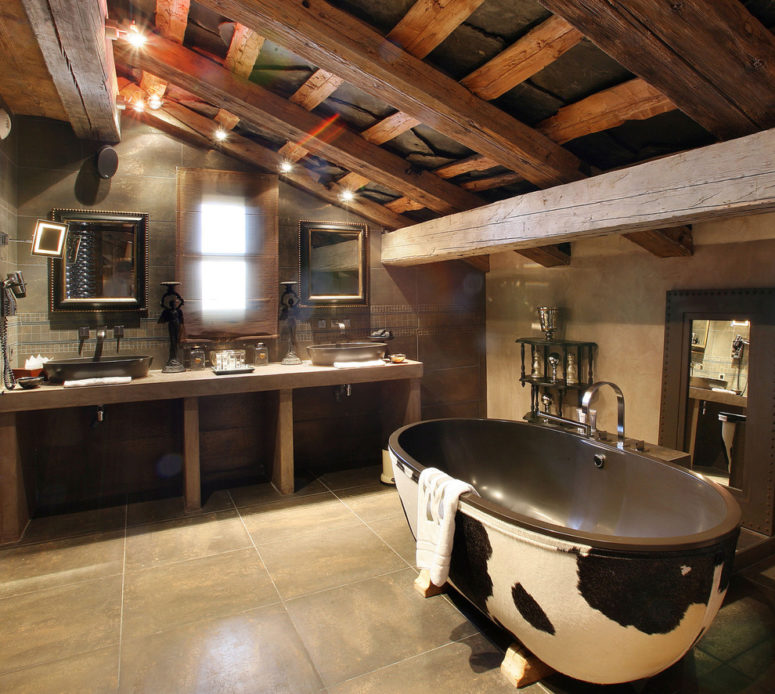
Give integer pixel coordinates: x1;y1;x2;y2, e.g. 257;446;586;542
78;326;112;361
114;325;124;352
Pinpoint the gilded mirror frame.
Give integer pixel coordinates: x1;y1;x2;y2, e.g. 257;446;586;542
49;209;149;314
659;288;775;535
298;220;368;306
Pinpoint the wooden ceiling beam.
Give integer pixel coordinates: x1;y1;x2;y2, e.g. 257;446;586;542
127;89;411;229
381;128;775;265
538;0;775;140
537;78;675;145
338;172;370;191
515;244;571;267
434;154;498;179
20;0;119;142
623;226;693;258
461;172;523;192
155;0;190;43
462;255;490;273
194;0;586;188
114;35;484;214
215;23;264;130
361;112;421;146
461;16;583;101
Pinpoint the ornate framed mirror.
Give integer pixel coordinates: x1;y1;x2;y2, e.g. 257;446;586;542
49;209;149;314
659;288;775;535
299;220;368;306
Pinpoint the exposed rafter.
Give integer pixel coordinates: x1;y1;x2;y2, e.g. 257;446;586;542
155;0;190;42
515;244;571;268
20;0;119;142
114;34;484;214
624;226;693;258
381;128;775;265
194;0;586;188
539;0;775;140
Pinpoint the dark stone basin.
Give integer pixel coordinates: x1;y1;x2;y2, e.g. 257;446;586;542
43;356;153;383
306;342;386;366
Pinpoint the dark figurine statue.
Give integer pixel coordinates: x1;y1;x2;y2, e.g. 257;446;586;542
159;281;186;373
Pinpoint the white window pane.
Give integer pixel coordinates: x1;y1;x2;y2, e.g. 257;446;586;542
201;260;247;312
201;198;246;254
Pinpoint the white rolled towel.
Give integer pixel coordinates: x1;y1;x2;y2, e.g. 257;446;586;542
416;467;478;587
63;376;132;388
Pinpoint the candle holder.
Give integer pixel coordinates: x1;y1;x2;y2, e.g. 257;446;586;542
159;281;185;373
279;281;302;365
538;306;561;341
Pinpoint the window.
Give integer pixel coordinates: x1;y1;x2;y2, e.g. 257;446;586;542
176;169;279;337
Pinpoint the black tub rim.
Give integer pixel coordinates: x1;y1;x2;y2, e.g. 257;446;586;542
388;417;742;553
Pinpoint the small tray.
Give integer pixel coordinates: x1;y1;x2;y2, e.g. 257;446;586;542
211;367;255;375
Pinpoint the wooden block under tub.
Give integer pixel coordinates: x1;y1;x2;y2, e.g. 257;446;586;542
500;642;555;688
413;569;446;597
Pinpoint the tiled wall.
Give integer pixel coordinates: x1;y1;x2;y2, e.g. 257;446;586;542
9;114;485;509
0;98;18;366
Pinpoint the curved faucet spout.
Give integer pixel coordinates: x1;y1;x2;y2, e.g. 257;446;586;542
582;381;626;449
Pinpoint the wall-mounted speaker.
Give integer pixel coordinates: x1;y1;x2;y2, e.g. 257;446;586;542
96;145;119;179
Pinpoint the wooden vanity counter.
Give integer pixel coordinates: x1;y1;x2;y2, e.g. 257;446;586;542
0;361;422;543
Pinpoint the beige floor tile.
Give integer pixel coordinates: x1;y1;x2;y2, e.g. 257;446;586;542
0;531;124;599
286;567;478;686
0;575;122;674
125;510;251;570
229;478;327;509
259;523;405;600
327;633;514;693
22;505;125;544
0;646;119;694
336;483;405;522
126;489;233;527
119;604;323;694
240;492;362;548
318;465;384;491
367;514;416;565
122;548;279;640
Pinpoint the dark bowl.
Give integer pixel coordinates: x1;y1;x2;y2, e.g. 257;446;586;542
16;376;44;389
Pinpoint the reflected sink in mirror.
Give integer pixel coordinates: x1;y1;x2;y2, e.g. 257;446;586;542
43;356;153;383
307;342;386;366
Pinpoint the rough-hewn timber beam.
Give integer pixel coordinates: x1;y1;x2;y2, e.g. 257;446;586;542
215;23;264;130
537;79;675;145
538;0;775;139
194;0;586;188
515;244;571;268
114;35;483;214
156;0;190;43
20;0;119;142
126;87;410;229
623;226;693;258
381;128;775;265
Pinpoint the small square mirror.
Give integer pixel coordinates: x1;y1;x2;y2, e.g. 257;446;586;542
31;219;68;257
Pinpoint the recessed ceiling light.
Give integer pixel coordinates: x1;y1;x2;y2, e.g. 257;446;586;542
125;22;147;47
132;99;145;113
279;160;293;173
339;189;354;202
147;94;162;110
214;128;228;141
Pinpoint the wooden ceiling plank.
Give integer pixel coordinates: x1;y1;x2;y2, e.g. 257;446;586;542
139;95;410;229
214;109;240;130
387;0;486;59
380;128;775;265
156;0;190;44
20;0;119;142
114;35;484;214
224;23;264;78
338;172;370;191
290;70;345;111
537;78;675;145
194;0;586;188
515;244;571;267
462;255;490;272
461;16;583;101
385;198;424;213
461;172;523;192
361;112;421;145
623;226;693;257
0;0;68;120
538;0;775;139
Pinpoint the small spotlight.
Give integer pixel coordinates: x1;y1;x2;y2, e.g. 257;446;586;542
214;128;228;141
279;160;293;173
339;189;354;202
125;22;147;47
132;99;145;113
147;94;163;110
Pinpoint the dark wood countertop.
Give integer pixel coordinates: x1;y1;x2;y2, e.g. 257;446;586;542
0;360;423;413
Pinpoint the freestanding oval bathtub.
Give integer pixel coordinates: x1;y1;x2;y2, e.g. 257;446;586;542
388;419;741;685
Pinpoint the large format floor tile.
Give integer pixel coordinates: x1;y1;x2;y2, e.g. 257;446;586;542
335;483;406;523
286;567;478;686
119;605;323;694
122;549;280;640
0;575;122;673
258;522;406;600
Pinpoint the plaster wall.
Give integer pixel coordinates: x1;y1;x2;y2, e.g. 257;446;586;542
486;213;775;443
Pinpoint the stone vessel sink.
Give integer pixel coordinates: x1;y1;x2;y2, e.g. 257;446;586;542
306;342;386;366
43;356;153;383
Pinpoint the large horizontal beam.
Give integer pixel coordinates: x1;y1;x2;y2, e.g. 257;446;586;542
195;0;586;188
381;128;775;265
114;35;482;215
20;0;119;142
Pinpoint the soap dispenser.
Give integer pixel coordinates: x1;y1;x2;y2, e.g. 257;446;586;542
255;342;269;366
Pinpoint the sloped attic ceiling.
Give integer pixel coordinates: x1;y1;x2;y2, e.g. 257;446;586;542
2;0;775;261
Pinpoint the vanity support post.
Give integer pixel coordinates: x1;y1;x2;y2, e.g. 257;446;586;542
273;388;294;494
183;397;201;511
0;413;28;543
